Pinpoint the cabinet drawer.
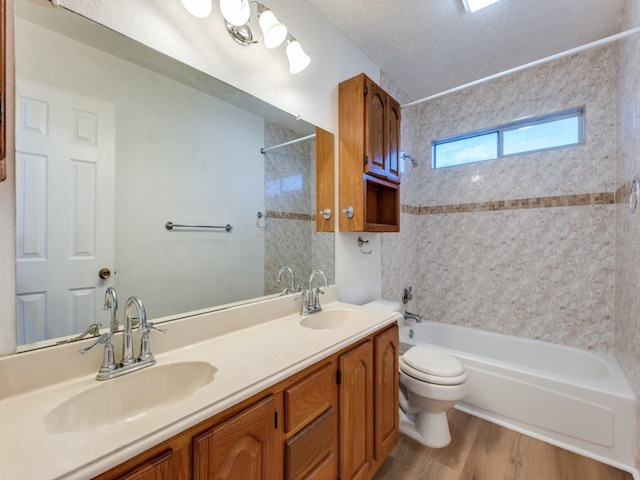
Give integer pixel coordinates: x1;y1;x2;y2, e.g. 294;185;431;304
285;362;334;433
286;408;334;480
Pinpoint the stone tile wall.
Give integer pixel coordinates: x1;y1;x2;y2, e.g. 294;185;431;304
615;0;640;466
381;45;617;352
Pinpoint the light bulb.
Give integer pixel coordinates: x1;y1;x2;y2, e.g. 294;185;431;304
258;7;287;49
219;0;251;26
286;38;310;74
180;0;213;18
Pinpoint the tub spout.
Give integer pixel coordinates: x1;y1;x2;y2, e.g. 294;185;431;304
404;311;422;323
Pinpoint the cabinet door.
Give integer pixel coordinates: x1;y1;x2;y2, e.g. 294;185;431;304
117;451;173;480
364;80;388;180
193;395;276;480
339;341;374;480
374;325;399;461
385;98;401;183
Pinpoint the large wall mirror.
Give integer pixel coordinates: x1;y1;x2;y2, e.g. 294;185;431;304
14;0;335;351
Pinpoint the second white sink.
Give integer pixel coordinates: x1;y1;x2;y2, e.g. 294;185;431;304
44;361;217;434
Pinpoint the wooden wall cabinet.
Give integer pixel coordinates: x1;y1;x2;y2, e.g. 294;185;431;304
93;324;397;480
339;73;401;232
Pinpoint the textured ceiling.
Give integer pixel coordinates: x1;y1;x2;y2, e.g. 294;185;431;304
307;0;626;102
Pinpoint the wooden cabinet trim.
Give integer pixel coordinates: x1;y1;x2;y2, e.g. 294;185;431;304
0;0;6;178
315;127;335;232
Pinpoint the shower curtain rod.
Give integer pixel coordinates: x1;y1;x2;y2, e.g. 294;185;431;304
260;133;316;154
401;25;640;109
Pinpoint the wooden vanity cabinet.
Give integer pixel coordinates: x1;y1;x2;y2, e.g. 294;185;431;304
338;73;401;232
93;324;397;480
338;323;399;480
193;395;277;480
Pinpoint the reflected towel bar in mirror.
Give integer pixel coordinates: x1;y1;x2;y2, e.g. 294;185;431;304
165;222;233;232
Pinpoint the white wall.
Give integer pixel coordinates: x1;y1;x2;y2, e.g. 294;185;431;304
0;0;382;354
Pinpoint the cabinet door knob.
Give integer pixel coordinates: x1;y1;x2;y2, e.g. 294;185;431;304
342;206;354;219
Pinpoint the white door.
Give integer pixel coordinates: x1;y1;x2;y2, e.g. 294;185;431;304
15;79;116;345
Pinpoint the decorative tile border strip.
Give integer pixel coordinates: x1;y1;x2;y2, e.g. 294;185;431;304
266;210;315;221
401;192;614;215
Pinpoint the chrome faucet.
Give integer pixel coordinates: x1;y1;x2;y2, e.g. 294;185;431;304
304;269;329;315
79;295;166;380
104;287;119;333
277;266;297;295
404;311;422;323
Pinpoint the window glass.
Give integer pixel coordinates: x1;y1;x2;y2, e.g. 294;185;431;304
433;132;498;168
503;115;581;156
432;108;584;169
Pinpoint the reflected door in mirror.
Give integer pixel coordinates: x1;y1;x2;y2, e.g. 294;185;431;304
15;80;116;344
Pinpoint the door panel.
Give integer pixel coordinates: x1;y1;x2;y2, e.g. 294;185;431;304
16;79;116;344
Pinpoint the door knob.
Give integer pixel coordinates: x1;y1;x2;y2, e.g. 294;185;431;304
98;268;111;279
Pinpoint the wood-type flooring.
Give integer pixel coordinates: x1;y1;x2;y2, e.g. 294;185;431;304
373;409;633;480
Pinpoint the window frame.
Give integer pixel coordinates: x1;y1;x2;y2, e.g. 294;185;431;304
432;107;585;169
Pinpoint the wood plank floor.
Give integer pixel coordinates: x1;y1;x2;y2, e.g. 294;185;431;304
372;409;633;480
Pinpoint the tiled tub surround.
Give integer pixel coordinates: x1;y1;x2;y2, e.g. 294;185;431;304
382;45;618;353
616;0;640;467
0;287;400;480
263;122;335;294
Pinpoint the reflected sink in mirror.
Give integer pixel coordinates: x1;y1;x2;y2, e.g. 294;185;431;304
44;361;216;434
299;310;367;330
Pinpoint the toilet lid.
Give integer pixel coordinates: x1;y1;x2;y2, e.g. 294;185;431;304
401;346;465;379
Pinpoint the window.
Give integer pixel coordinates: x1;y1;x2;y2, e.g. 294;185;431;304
432;107;584;169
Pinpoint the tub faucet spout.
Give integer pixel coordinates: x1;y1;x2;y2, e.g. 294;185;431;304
404;311;422;323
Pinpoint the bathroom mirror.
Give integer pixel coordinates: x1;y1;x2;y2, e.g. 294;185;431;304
14;0;335;350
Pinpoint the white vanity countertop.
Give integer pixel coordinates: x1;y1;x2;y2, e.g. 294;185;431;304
0;294;400;480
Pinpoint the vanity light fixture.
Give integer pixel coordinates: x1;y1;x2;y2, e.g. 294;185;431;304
285;34;311;74
219;0;311;73
180;0;213;18
462;0;500;13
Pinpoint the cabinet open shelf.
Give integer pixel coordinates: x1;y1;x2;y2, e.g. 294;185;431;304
364;174;400;232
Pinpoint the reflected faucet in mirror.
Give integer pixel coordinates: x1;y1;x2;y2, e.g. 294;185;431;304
277;266;298;295
104;287;119;334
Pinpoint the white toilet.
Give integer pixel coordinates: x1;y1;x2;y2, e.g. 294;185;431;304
399;345;467;448
363;299;468;448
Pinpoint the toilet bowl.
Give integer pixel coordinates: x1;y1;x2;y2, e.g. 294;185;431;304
362;299;467;448
399;346;467;447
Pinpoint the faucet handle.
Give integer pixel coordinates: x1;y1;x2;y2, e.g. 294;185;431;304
78;332;111;355
146;322;168;334
78;333;118;376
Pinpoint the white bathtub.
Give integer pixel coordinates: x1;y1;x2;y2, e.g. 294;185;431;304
399;321;637;474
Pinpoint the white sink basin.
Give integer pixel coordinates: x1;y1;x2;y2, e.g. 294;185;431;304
299;309;366;330
44;361;216;434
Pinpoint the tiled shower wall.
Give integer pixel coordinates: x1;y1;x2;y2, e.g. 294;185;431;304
616;0;640;465
381;46;618;352
263;122;334;295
